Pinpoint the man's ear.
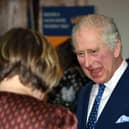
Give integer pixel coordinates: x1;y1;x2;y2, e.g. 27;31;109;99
113;40;121;58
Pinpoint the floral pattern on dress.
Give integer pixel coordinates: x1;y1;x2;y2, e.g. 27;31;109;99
48;66;90;113
0;92;77;129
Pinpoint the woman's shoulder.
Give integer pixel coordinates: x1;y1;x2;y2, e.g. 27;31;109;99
45;103;78;129
0;92;77;129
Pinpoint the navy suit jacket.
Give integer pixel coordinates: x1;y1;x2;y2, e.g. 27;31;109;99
77;61;129;129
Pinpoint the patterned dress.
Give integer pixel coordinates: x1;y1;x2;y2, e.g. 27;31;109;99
0;92;77;129
48;66;90;113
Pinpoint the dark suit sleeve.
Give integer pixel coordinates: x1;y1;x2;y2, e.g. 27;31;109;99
76;82;93;129
77;86;90;129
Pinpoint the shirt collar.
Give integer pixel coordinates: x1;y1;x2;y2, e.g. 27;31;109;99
104;60;128;90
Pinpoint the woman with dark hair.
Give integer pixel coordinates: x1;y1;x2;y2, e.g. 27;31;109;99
0;28;77;129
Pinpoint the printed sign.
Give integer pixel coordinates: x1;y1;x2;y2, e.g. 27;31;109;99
41;6;95;46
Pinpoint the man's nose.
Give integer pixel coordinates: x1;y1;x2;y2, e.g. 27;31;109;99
84;52;92;68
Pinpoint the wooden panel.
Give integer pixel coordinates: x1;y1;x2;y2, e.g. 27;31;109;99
40;0;88;6
0;0;28;35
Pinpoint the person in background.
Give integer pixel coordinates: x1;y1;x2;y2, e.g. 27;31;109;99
0;28;77;129
48;38;90;113
72;14;129;129
48;64;89;113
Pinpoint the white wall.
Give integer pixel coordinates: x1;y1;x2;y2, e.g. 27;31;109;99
88;0;129;59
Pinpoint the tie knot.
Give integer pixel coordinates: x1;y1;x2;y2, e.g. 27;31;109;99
99;84;105;91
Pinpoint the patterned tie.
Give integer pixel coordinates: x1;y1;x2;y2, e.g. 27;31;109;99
86;84;105;129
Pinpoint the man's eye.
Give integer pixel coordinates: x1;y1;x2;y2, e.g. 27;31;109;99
89;49;98;54
77;52;85;57
91;50;97;53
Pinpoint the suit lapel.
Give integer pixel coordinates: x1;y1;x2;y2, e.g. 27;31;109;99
96;65;129;129
77;82;93;129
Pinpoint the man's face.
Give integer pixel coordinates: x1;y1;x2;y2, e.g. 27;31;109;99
74;27;121;84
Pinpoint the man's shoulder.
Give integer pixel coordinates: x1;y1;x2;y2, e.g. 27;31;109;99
81;81;94;90
78;81;94;97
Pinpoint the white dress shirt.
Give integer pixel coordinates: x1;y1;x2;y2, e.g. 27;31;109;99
87;60;128;122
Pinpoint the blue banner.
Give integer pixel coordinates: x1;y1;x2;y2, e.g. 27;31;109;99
42;6;95;36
